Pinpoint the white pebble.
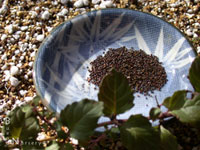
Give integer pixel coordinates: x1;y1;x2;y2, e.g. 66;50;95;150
28;62;33;67
0;5;8;15
10;66;19;76
20;26;28;31
70;138;78;145
41;10;50;20
185;29;193;37
193;33;198;38
15;31;21;35
11;56;16;61
103;0;114;8
74;0;84;8
24;75;28;80
27;70;32;76
5;24;14;34
9;62;15;66
35;6;40;11
1;34;7;41
92;0;101;4
197;46;200;53
14;50;20;55
1;54;7;60
24;97;33;101
36;34;45;42
10;77;20;87
30;51;36;58
1;64;7;70
61;0;69;4
13;34;20;40
83;0;89;6
16;63;22;68
61;8;68;15
30;11;37;18
99;3;106;9
20;55;24;61
19;90;27;96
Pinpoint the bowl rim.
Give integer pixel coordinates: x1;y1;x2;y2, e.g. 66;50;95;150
33;8;197;113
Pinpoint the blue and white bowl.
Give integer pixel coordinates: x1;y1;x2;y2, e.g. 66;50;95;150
33;8;196;121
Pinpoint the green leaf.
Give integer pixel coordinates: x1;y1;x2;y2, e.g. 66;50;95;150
189;56;200;92
45;141;60;150
149;107;161;121
20;117;40;140
170;95;200;128
32;95;41;106
160;126;178;150
11;127;22;139
60;99;103;142
10;106;25;127
120;115;160;150
21;105;33;118
98;69;134;117
3;105;40;140
60;143;74;150
163;90;187;111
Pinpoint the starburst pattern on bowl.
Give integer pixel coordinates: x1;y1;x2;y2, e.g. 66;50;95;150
34;9;196;119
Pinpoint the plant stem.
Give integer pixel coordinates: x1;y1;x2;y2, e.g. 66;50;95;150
159;112;173;119
98;119;127;127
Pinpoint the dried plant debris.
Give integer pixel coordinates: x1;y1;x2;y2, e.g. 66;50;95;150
88;47;168;95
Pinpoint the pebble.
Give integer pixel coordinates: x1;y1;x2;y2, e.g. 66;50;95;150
185;29;193;37
20;26;28;31
36;34;45;42
197;47;200;53
10;76;20;87
10;66;19;76
92;0;101;4
1;54;7;60
24;96;33;101
41;10;50;20
19;90;28;96
5;24;14;34
30;11;38;18
30;51;36;57
83;0;89;6
58;8;69;16
61;0;69;4
1;34;7;41
70;138;78;145
0;5;8;15
74;0;84;8
99;2;106;9
1;64;7;70
103;0;114;8
28;62;33;67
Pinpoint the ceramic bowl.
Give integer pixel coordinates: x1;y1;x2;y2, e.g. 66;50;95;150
33;8;196;121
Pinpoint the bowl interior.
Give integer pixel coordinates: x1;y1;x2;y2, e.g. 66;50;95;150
34;9;196;120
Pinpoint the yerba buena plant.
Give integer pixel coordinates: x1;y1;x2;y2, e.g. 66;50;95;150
1;56;200;150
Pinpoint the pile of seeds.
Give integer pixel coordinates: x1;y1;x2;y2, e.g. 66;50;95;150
88;47;168;95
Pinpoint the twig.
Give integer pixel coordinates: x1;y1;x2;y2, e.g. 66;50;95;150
155;96;161;108
88;134;106;149
98;119;127;127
